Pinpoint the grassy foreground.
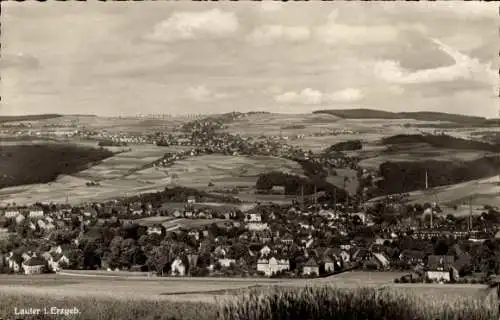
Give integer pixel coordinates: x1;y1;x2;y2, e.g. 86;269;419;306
0;286;497;320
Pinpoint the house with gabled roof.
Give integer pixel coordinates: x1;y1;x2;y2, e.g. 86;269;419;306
322;256;336;273
22;257;46;275
425;255;458;282
302;258;319;276
257;256;290;276
6;252;23;272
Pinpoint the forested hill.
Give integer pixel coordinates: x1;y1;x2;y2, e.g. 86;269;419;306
0;114;62;124
381;134;500;152
313;109;487;124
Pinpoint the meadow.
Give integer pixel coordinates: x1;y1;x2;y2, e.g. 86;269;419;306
157;155;305;189
0;273;495;320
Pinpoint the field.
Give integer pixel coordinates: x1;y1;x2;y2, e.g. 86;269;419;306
0;272;493;320
405;175;500;207
226;113;445;152
358;147;494;170
0;145;177;206
135;217;228;230
6;114;186;133
0;150;306;206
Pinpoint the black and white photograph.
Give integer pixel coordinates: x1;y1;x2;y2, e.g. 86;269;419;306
0;1;499;319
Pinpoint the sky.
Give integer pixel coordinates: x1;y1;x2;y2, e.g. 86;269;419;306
1;1;498;118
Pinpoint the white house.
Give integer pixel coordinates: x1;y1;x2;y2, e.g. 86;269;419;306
6;252;22;272
170;257;186;276
186;196;196;204
302;258;320;276
4;210;20;218
29;210;45;219
147;226;163;236
244;213;262;223
323;256;336;273
259;245;272;257
188;231;200;241
218;258;236;268
257;257;290;276
246;222;269;231
15;214;25;224
425;255;458;282
22;257;46;275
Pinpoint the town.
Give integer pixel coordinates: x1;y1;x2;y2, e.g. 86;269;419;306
0;112;499;286
0;190;498;283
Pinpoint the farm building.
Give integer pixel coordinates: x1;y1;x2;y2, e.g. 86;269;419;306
257;257;290;276
425;255;458;282
186;196;196;204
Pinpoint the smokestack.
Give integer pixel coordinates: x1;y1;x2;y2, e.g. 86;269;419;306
430;208;433;229
425;169;429;190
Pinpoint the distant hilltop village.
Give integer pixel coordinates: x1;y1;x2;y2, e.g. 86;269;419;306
123;114;206;120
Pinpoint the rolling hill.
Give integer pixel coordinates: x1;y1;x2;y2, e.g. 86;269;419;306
313;109;488;125
0;114;62;124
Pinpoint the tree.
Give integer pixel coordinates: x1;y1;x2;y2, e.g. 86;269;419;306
108;236;124;269
120;238;138;268
67;249;85;270
146;245;172;276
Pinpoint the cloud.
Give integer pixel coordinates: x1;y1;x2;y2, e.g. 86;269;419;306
146;9;239;43
274;88;363;105
186;85;229;102
415;2;497;20
373;38;497;88
247;25;311;45
326;88;364;102
275;88;322;105
315;9;399;45
0;53;39;70
260;1;283;12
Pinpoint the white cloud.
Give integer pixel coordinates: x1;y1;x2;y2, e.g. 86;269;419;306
416;2;497;20
274;88;363;105
275;88;323;105
247;25;311;45
186;85;228;102
327;88;364;102
147;9;239;42
315;9;399;45
374;38;497;87
260;1;283;12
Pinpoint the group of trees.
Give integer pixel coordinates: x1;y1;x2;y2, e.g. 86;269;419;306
255;171;349;203
120;187;241;208
377;156;500;194
382;134;500;152
324;140;363;152
0;144;114;189
97;139;128;147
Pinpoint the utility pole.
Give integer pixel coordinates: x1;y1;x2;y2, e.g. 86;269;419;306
313;184;317;208
468;196;473;233
333;188;337;212
301;184;304;211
